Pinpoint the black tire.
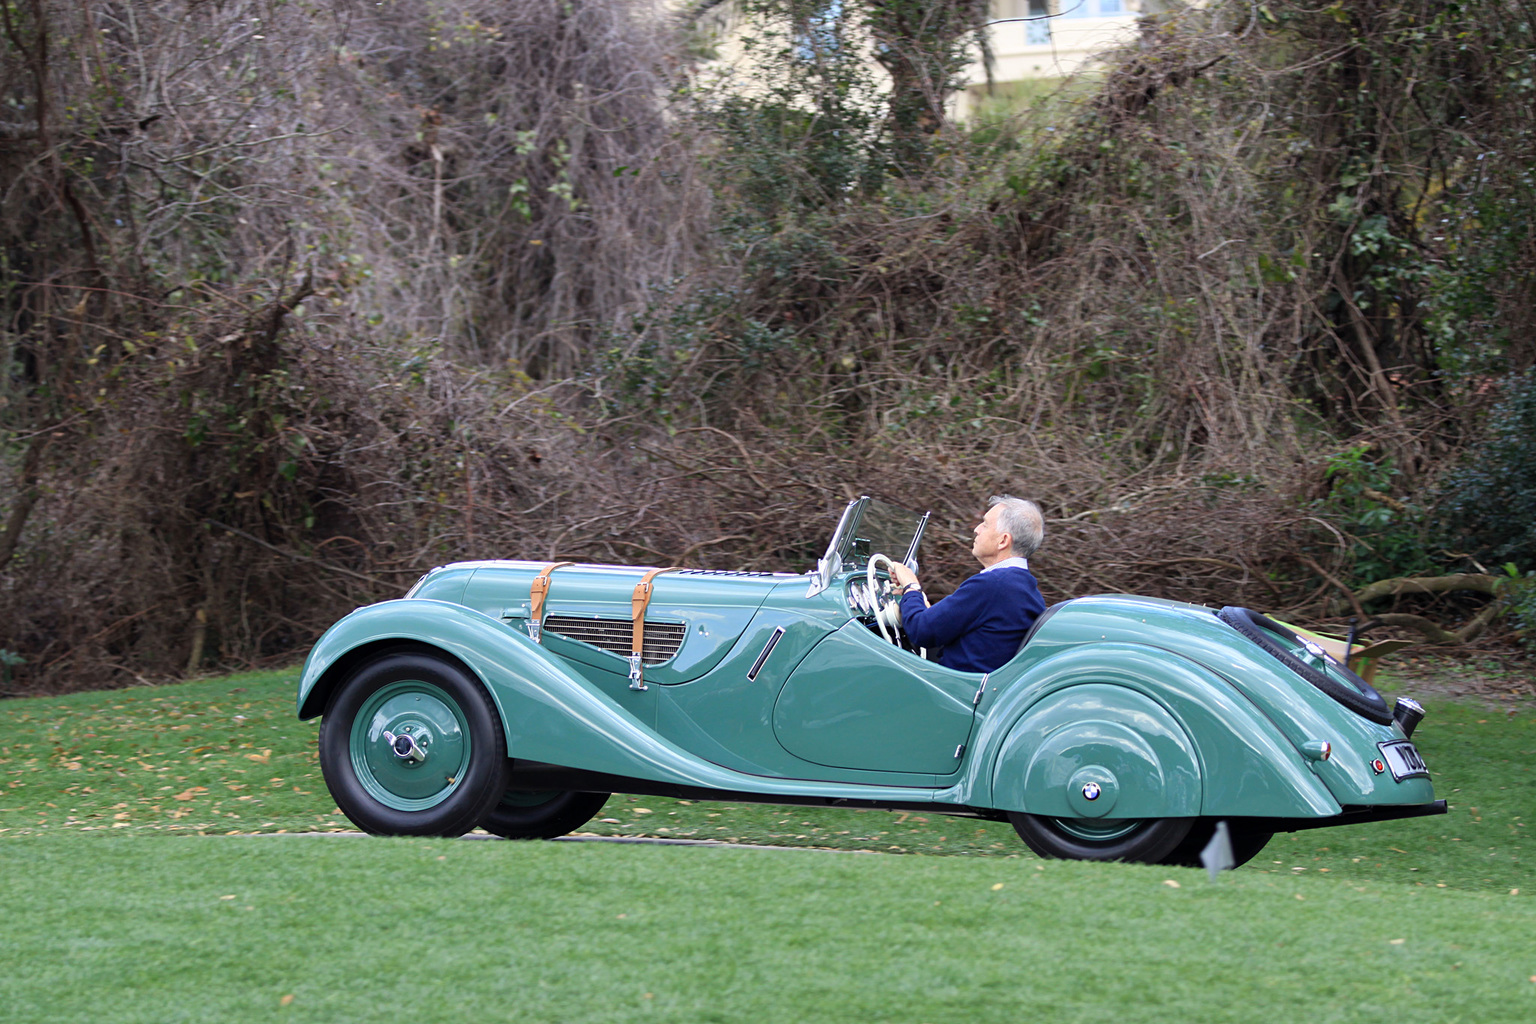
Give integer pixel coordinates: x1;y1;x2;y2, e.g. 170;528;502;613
480;789;611;840
319;651;508;837
1217;606;1394;725
1158;819;1273;869
1007;812;1194;864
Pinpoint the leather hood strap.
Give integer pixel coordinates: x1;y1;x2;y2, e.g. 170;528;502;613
528;561;576;643
628;566;685;688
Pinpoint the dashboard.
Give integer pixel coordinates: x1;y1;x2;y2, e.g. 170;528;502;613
845;576;882;618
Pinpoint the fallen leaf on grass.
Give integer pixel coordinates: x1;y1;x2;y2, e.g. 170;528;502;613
1389;938;1405;945
990;883;1005;891
1163;880;1180;888
280;994;294;1006
172;787;208;801
246;750;272;764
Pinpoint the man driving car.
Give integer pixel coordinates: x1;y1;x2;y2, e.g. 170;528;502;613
888;495;1046;674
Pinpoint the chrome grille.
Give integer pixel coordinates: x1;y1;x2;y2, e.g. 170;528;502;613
542;615;686;665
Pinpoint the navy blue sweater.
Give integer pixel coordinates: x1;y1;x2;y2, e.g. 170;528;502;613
898;564;1046;673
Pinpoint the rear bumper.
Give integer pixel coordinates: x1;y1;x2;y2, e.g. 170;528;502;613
1247;799;1447;834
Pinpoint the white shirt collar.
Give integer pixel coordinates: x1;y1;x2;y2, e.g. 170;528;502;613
981;556;1030;573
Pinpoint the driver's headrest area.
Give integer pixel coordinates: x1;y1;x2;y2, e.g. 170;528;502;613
1015;600;1067;657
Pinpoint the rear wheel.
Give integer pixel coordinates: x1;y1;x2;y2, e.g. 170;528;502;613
319;651;508;837
1007;812;1193;864
480;790;611;839
1157;819;1273;869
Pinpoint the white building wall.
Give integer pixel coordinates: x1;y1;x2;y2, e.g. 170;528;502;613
955;0;1150;117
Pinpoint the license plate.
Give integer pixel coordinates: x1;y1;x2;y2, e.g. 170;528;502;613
1378;740;1429;781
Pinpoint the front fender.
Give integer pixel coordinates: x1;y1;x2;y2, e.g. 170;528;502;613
297;600;945;802
298;600;509;721
965;643;1341;819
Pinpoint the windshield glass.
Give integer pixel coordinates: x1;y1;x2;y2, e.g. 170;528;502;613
820;496;929;575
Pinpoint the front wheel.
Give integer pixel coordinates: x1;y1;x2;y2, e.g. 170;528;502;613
480;790;611;840
1007;812;1194;864
319;651;508;836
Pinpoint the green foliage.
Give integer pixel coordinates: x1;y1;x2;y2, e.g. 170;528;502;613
1437;370;1536;570
1499;565;1536;653
1315;445;1435;581
701;1;890;225
861;0;991;173
592;280;799;414
0;648;24;692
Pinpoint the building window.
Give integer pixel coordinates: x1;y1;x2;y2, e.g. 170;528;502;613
794;0;844;60
1064;0;1126;17
1026;0;1051;44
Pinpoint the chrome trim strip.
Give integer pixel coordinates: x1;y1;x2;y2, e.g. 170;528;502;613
746;627;785;681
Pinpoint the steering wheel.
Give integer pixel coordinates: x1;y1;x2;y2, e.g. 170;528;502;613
866;553;927;652
865;554;902;645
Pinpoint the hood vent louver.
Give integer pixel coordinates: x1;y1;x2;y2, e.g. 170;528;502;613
542;615;686;665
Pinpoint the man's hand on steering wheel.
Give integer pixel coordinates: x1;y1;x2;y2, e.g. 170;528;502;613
866;555;927;658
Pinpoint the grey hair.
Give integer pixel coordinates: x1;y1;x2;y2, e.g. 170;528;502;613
988;494;1045;558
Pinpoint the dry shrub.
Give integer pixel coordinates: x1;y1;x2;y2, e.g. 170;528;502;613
0;302;576;693
1;0;704;382
7;0;1536;692
2;0;711;691
324;0;709;373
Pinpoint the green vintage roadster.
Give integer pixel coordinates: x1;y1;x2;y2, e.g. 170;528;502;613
297;496;1444;865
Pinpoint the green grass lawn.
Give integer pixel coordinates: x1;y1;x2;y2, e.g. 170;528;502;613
2;665;1534;1022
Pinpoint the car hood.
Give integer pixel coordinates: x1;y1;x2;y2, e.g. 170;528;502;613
409;560;804;684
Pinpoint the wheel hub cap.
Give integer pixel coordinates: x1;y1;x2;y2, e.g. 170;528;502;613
383;729;429;764
350;681;471;809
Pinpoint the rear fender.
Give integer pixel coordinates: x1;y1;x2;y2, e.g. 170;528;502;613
968;643;1340;819
990;684;1201;819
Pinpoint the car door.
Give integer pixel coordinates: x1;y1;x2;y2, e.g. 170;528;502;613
772;621;981;774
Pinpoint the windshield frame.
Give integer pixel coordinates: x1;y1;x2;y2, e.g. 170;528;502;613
808;496;930;596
